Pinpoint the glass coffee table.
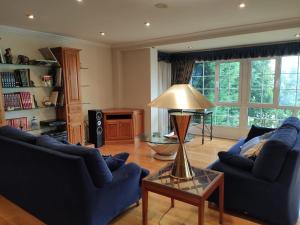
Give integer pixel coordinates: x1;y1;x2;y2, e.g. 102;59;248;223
143;133;193;161
142;163;224;225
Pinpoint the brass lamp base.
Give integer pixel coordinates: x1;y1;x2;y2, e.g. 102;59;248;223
170;113;194;180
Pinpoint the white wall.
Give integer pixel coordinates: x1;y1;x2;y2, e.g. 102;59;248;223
0;26;114;126
112;48;158;135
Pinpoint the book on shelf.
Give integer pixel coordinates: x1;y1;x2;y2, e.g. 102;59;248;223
0;69;31;88
15;69;30;87
3;93;22;111
6;117;28;130
49;91;59;106
3;91;35;111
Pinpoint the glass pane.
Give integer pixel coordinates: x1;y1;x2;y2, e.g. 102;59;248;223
252;59;275;74
191;77;203;89
213;106;240;127
229;89;239;102
250;59;275;104
219;62;240;103
248;108;293;128
251;73;262;88
262;88;274;104
250;89;262;103
192;63;203;76
279;90;296;106
203;89;215;102
280;73;297;90
204;62;216;75
281;56;299;74
204;76;215;88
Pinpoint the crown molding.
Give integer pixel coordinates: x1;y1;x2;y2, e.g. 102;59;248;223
112;17;300;51
0;25;111;48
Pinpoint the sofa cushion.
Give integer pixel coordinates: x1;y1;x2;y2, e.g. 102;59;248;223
36;135;112;187
252;125;297;182
218;151;254;171
280;117;300;132
245;125;275;143
104;152;129;171
0;125;37;144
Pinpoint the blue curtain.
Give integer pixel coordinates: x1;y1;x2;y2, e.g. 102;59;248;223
160;41;300;62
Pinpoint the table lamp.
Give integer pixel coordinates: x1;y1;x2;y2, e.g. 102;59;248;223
149;84;215;179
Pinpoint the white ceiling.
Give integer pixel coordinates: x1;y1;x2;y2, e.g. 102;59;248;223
0;0;300;47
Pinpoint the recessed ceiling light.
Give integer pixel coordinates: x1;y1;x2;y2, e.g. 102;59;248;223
296;33;300;38
239;3;246;8
154;3;168;9
27;14;35;20
76;0;83;2
144;22;151;27
99;32;105;36
187;46;192;49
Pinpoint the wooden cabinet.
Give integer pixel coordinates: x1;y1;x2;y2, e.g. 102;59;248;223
52;47;84;144
103;108;144;144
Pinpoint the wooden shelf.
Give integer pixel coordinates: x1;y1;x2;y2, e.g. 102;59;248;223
0;62;60;68
5;105;63;112
2;86;54;89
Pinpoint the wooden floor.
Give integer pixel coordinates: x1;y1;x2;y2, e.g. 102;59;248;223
0;137;299;225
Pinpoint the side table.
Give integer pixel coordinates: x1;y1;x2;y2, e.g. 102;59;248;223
142;163;224;225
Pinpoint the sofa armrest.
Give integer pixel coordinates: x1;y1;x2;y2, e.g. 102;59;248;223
109;162;142;186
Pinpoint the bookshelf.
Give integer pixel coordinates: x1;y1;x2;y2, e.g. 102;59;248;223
0;47;85;144
0;61;64;135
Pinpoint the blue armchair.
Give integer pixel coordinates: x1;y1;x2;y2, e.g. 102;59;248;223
0;127;149;225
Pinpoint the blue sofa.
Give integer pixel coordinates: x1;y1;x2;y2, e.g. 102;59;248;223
209;117;300;225
0;127;148;225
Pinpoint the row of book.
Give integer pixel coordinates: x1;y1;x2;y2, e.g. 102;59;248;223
6;117;28;130
0;69;31;88
3;92;36;111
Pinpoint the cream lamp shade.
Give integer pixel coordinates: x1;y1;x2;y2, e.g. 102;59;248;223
149;84;215;109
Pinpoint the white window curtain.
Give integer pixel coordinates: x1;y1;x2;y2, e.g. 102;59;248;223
157;61;171;134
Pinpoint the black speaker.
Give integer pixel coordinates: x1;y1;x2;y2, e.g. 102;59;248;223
88;109;104;148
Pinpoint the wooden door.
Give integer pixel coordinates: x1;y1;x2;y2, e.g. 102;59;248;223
105;121;119;140
63;49;81;104
0;86;5;126
118;120;133;140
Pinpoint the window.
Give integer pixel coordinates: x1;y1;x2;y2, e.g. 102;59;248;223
219;62;240;103
213;106;240;127
189;55;300;132
250;59;276;104
248;107;293;128
279;56;300;106
190;62;215;102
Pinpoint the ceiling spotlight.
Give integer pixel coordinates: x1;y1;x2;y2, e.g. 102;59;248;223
239;3;246;8
76;0;83;2
144;22;151;27
27;14;35;20
296;33;300;38
99;32;105;36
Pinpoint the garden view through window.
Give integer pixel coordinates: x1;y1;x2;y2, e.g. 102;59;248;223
190;55;300;128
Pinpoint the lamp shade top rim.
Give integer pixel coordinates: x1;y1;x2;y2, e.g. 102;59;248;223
148;84;215;110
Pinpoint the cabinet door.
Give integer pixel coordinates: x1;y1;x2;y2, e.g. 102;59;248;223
0;86;5;126
118;120;133;139
105;121;119;140
68;124;84;144
63;49;81;104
